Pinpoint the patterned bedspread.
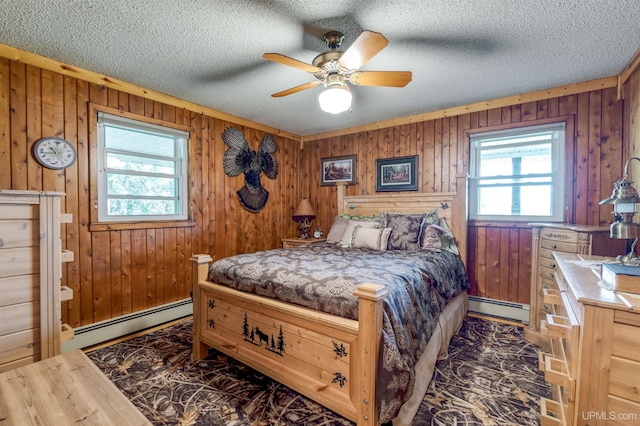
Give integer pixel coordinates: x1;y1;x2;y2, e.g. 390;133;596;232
207;242;470;423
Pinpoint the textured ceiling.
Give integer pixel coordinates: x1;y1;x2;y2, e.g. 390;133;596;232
1;0;639;136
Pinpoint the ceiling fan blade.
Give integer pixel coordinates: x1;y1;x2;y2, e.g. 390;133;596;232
271;80;323;97
339;30;389;71
263;53;321;73
349;71;412;87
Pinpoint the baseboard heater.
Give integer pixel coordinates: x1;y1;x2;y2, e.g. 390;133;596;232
468;296;530;324
61;296;526;351
62;298;192;352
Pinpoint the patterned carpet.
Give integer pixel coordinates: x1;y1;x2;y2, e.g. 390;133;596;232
86;316;550;425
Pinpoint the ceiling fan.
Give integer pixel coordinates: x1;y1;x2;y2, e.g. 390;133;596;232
263;30;412;113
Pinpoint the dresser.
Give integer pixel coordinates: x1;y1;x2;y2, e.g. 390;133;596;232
0;190;74;372
525;223;614;348
538;252;640;425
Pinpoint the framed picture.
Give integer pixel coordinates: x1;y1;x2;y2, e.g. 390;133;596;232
320;155;357;186
376;155;418;192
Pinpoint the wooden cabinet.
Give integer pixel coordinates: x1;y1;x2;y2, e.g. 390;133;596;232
525;223;612;348
538;252;640;425
281;237;326;248
0;190;74;372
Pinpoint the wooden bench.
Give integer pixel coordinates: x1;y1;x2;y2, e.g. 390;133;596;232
0;349;150;425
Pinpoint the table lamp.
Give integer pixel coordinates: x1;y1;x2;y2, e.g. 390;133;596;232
599;156;640;263
292;199;316;239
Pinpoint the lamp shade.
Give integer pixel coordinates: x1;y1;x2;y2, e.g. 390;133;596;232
599;178;639;206
292;199;316;220
599;157;640;246
318;85;352;114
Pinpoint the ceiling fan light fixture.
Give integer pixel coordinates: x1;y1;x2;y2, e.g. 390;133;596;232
318;82;352;114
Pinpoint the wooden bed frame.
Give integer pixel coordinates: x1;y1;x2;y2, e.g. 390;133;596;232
190;175;468;425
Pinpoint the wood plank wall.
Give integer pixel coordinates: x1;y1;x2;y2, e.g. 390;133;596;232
0;57;301;327
301;86;628;305
1;49;638;326
624;62;640;185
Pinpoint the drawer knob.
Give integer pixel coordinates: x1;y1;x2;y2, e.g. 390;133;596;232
549;271;554;277
550;263;556;269
551;243;557;249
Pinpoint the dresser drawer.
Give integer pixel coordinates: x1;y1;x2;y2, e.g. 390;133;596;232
539;278;558;298
541;353;573;388
606;395;640;426
541;238;578;253
612;313;640;362
540;395;565;426
540;255;560;271
0;303;39;336
540;265;558;281
540;228;579;244
543;288;561;306
0;328;39;368
541;281;580;375
541;313;572;339
539;353;576;425
540;279;559;318
540;247;557;260
609;356;640;404
561;293;580;378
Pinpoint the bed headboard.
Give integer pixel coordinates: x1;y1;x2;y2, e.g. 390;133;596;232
336;174;468;265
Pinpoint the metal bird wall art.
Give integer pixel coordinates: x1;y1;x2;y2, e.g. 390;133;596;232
222;127;278;212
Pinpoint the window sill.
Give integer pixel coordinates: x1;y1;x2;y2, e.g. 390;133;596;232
469;220;541;229
89;220;196;232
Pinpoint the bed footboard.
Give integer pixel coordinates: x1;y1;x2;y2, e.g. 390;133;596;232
190;254;387;425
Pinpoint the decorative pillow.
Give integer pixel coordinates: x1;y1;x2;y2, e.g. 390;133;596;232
326;215;349;244
424;209;439;226
338;219;380;247
351;226;392;251
420;224;447;251
385;213;426;250
339;212;385;226
437;217;459;254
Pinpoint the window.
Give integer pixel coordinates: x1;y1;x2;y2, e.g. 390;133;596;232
97;112;189;222
469;122;566;222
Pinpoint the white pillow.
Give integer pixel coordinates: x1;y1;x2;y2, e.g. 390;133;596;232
338;219;380;247
326;215;349;244
351;226;392;251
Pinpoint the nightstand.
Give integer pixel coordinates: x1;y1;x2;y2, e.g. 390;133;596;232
281;237;326;248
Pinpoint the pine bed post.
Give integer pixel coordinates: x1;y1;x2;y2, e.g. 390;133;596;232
454;173;468;266
190;254;213;359
353;283;388;425
336;182;347;215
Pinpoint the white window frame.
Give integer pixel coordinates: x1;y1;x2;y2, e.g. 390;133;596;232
97;112;189;222
469;121;566;222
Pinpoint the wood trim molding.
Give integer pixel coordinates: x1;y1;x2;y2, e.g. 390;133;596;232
0;41;628;143
303;77;617;141
89;220;196;232
0;43;301;141
619;47;640;90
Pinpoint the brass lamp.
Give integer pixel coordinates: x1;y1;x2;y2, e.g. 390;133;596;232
292;199;316;239
599;157;640;263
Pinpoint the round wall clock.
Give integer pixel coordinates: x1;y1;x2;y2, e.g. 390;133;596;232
33;137;77;169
